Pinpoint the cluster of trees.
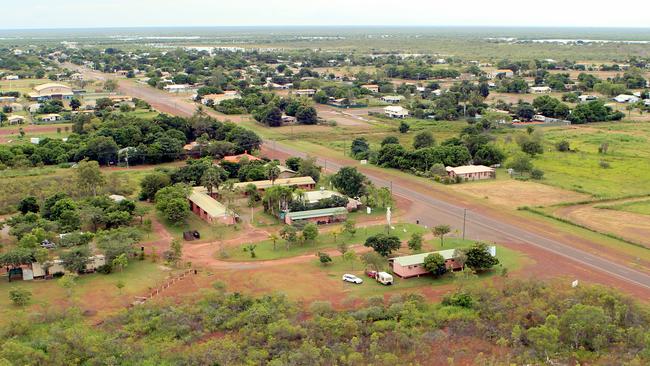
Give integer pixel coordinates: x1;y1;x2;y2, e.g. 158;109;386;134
253;96;318;126
3;278;647;364
384;64;460;80
0;111;261;169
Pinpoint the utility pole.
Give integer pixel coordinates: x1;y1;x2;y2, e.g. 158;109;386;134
390;181;393;194
125;150;129;169
462;209;467;240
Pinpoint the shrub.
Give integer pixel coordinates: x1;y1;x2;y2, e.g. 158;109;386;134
531;169;545;180
96;264;113;274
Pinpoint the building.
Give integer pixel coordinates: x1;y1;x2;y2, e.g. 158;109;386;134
188;187;238;225
3;75;19;81
390;249;478;278
7;115;25;125
163;84;191;93
69;73;84;81
233;176;316;193
221;151;261;164
381;95;404;103
301;188;361;211
361;84;380;93
446;165;495;181
28;83;74;101
578;95;598;103
529;86;552;94
281;115;297;124
39;114;62;122
0;96;17;104
270;164;297;179
490;69;514;79
384;106;409;118
284;207;348;225
613;94;640;103
293;89;317;97
202;91;241;105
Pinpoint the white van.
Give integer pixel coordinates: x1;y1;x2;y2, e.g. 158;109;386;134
376;272;394;285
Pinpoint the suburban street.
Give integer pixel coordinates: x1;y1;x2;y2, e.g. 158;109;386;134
69;64;650;297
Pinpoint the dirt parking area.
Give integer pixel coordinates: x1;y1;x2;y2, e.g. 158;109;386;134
315;105;376;127
449;179;591;209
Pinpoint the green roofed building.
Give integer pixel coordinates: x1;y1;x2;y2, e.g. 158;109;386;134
284;207;348;225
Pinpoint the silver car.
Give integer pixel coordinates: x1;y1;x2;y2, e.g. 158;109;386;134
342;274;363;284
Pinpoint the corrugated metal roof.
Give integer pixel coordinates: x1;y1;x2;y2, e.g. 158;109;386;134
391;249;458;267
233;176;315;190
189;187;228;218
286;207;347;220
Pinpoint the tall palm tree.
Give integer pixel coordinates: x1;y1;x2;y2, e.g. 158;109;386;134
266;163;281;185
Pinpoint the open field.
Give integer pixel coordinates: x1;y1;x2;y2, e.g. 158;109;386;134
598;199;650;215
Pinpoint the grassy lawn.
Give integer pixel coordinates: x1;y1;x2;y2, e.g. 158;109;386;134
0;260;170;324
310;238;525;298
226;223;426;261
596;199;650;216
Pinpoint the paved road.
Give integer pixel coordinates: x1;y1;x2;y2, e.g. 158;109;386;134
68;64;650;294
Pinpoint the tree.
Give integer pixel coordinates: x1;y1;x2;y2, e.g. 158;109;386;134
243;244;257;258
17;196;39;215
155;184;191;223
140;172;172;201
398;121;410;134
423;253;448;277
103;79;118;92
302;223;319;243
265;163;281;185
381;136;400;146
413;131;435;149
350;137;370;158
464;242;499;272
168;239;183;267
520;140;544;156
201;166;223;195
364;234;401;257
70;98;81;111
407;232;423;252
531;168;545;180
268;233;279;251
331;167;366;197
9;288;32;307
111;253;129;272
336;239;349;255
61;246;91;273
115;280;125;295
58;273;78;297
280;225;298;250
76;160;105;196
343;250;357;270
297;156;321;182
432;225;451;247
559;304;612;351
343;219;357;237
317;252;332;266
361;251;385;272
506;153;533;174
296;106;318;125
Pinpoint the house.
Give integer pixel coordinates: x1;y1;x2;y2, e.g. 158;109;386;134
188;187;238;225
361;84;380;93
29;83;74;101
163;84;191;93
39;113;62;122
221;151;261;164
293;89;316;97
645;100;650;107
613;94;640;103
7;115;25;125
384;106;409;119
0;96;17;104
529;86;552;94
69;73;84;81
301;188;361;211
490;69;514;79
108;95;133;103
269;164;297;179
389;248;496;278
3;75;19;81
28;103;42;113
233;176;316;193
329;97;349;107
381;95;404;103
202;91;241;105
578;95;598;103
284;206;348;225
446;165;495;181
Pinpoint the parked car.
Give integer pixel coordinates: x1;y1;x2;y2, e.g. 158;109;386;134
376;272;394;285
365;270;377;279
342;274;363;284
40;240;56;249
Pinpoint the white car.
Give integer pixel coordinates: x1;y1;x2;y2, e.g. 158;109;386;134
342;274;363;284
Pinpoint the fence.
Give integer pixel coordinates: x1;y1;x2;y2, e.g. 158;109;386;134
132;268;196;306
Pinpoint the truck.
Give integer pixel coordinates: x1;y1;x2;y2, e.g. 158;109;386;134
376;272;394;285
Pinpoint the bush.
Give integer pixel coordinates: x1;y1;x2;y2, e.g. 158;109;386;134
599;160;610;169
96;264;113;274
530;169;544;180
9;288;32;306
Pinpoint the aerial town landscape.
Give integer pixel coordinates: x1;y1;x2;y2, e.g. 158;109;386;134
1;1;650;365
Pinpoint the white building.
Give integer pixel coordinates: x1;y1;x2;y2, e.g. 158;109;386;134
529;86;552;94
384;106;409;119
381;95;404;103
613;94;640;103
490;69;514;79
163;84;191;93
446;165;495;181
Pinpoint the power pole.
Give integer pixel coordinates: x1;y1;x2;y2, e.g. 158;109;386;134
462;209;467;240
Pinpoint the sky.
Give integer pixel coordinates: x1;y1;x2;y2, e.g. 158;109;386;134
4;0;650;29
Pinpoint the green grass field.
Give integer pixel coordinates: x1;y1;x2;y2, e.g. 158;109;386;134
226;223;425;261
597;199;650;216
